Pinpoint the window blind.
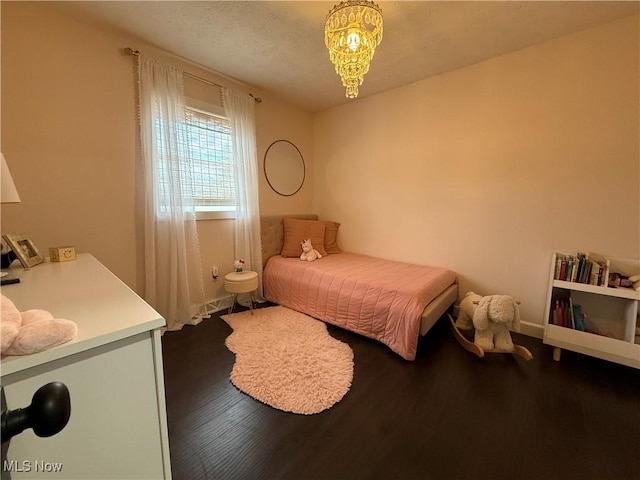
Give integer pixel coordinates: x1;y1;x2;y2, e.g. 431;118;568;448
184;107;235;208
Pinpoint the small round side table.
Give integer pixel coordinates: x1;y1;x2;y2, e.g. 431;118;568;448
224;270;258;315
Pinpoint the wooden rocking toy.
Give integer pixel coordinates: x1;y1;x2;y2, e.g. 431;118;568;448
448;313;532;360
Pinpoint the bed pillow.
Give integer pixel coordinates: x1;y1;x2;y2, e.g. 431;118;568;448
281;218;327;257
321;221;342;254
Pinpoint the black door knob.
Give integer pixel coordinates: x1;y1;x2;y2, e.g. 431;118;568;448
1;382;71;443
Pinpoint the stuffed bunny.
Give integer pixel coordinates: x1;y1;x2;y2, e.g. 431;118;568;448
300;239;322;262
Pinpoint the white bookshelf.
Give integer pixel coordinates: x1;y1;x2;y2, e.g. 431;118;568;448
543;253;640;369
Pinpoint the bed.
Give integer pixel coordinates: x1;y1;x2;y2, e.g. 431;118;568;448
260;215;458;361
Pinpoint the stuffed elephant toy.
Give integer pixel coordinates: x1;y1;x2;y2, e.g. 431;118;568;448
472;295;521;351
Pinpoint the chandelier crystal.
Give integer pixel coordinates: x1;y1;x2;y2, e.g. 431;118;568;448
324;0;383;99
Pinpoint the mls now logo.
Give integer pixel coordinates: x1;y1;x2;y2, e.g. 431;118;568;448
3;460;64;473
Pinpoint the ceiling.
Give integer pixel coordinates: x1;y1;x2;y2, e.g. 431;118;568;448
50;1;639;112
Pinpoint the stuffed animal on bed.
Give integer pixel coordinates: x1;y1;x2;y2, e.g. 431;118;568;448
1;294;78;356
472;294;521;351
300;238;322;262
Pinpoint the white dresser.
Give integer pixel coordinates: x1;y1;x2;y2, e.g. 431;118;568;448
1;254;171;479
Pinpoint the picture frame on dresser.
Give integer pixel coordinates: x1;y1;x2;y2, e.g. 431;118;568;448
2;233;44;269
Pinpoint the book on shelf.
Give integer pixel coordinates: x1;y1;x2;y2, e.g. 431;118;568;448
550;289;573;329
568;295;575;329
573;304;585;331
550;288;586;331
553;252;610;287
587;252;610;288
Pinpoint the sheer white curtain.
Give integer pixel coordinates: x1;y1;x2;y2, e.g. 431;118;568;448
223;88;263;296
138;57;207;330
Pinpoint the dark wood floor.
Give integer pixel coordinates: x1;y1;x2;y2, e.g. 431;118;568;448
162;304;640;480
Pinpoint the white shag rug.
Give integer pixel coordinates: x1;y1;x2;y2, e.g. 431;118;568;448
221;306;354;415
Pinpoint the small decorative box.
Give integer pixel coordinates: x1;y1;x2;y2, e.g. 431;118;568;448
49;246;76;262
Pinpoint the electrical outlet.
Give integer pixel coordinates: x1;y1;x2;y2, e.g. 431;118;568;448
211;266;219;281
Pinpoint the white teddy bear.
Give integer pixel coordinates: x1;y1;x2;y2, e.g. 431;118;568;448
300;239;322;262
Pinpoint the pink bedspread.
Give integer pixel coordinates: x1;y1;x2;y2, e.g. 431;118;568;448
263;253;456;361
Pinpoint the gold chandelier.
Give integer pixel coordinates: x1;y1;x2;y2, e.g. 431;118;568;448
324;0;383;99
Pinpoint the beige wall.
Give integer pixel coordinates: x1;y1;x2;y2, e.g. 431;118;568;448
3;3;638;329
313;15;640;328
1;2;313;303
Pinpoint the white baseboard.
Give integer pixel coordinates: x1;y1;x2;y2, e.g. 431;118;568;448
204;295;233;315
519;320;544;339
204;293;265;315
207;299;547;338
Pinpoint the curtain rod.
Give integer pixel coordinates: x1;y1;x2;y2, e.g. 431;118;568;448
124;47;262;104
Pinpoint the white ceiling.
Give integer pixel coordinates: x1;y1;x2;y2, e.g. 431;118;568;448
50;1;639;112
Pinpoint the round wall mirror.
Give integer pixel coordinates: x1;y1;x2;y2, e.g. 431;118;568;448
264;140;305;196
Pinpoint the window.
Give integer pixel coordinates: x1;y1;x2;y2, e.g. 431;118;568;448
155;99;236;219
185;105;235;213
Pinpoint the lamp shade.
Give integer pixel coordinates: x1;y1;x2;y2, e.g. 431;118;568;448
1;153;21;204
